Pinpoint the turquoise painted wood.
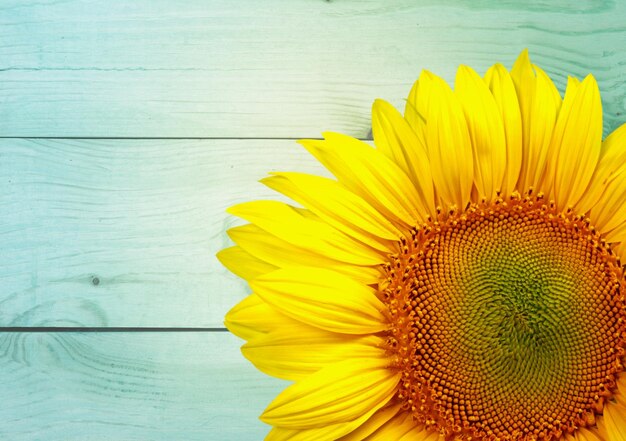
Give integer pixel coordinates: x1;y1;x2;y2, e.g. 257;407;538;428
0;138;327;327
1;0;626;440
0;332;285;440
0;1;625;138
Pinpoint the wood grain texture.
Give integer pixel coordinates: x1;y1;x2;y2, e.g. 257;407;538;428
3;2;626;440
0;331;283;440
0;138;329;327
0;0;625;137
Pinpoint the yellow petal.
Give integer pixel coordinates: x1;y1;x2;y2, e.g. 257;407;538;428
224;294;298;341
616;373;626;406
400;428;442;441
251;267;388;334
266;399;391;441
301;133;425;226
338;404;402;440
600;123;626;182
611;240;626;266
364;410;424;440
242;326;384;381
568;75;582;89
262;172;401;246
599;399;626;441
261;358;399;429
529;64;563;192
228;200;385;266
511;50;562;192
578;122;626;214
373;99;423;169
590;167;626;235
372;99;436;217
510;49;534;189
217;246;278;281
615;373;626;392
510;49;534;110
534;64;564;111
404;79;428;143
456;65;507;201
575;427;604;441
421;70;474;210
228;224;382;285
484;63;523;196
547;74;602;209
540;76;579;197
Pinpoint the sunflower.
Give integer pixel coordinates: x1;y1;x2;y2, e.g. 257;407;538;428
218;50;626;441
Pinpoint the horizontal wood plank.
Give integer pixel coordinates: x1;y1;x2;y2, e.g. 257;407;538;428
0;138;329;327
0;0;625;137
0;331;283;440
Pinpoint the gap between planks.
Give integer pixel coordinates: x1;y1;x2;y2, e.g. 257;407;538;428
0;327;228;332
0;136;373;141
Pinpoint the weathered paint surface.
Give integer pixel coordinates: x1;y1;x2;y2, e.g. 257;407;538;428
1;0;625;439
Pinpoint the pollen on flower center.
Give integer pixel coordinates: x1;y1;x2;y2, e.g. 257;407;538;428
382;193;626;440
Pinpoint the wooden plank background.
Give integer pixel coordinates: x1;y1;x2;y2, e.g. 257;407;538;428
1;0;625;439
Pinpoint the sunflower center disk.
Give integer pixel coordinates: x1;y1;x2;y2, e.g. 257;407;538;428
383;196;626;440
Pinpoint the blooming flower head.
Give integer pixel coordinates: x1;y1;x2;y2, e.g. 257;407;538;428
218;50;626;441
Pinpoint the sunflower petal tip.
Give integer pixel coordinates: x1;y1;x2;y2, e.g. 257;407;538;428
419;69;435;80
455;64;481;85
512;48;532;72
492;62;511;77
239;342;251;356
373;98;395;116
259;404;279;425
223;317;232;329
224;310;239;332
567;74;580;84
321;130;344;140
225;204;238;216
226;201;254;218
297;138;325;155
215;248;227;262
296;138;320;148
259;174;275;184
372;99;383;114
519;47;530;58
259;412;272;425
583;73;599;86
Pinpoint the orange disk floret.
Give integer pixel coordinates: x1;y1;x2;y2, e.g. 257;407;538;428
381;193;626;441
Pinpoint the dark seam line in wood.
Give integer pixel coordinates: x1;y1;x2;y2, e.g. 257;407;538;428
0;136;374;141
0;327;229;332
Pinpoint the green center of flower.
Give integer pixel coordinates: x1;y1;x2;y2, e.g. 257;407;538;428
384;194;626;440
